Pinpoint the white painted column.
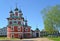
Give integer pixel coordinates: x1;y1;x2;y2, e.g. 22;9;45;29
35;32;36;37
39;32;40;37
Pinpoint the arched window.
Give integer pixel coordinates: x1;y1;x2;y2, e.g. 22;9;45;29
18;21;21;25
14;21;17;23
25;27;28;32
9;21;12;24
11;27;13;30
18;27;20;31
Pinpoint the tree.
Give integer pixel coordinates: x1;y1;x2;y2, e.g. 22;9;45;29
41;5;60;34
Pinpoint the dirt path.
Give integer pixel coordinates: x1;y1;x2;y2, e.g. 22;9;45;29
23;38;53;41
0;38;53;41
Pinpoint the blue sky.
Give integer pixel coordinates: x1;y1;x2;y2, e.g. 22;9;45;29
0;0;60;31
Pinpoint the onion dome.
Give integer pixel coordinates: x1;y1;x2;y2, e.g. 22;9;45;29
9;10;13;13
19;9;23;14
35;28;40;31
19;9;22;13
25;20;27;22
14;7;18;11
25;19;28;26
19;10;23;15
19;9;23;17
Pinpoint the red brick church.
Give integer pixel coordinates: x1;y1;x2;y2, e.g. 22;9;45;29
7;7;32;38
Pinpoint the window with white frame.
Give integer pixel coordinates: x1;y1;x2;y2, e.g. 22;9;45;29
14;21;17;23
9;21;12;25
1;33;2;35
25;27;28;32
11;26;14;31
18;21;21;25
18;27;20;31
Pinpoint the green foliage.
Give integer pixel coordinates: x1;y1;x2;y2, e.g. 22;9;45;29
49;37;60;41
0;37;20;40
41;5;60;34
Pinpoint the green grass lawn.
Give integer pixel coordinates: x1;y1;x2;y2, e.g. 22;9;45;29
48;37;60;41
0;37;20;40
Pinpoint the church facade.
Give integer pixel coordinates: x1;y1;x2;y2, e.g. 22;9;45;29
7;7;40;38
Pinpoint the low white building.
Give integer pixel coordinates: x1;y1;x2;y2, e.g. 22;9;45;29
31;28;40;38
0;27;7;36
